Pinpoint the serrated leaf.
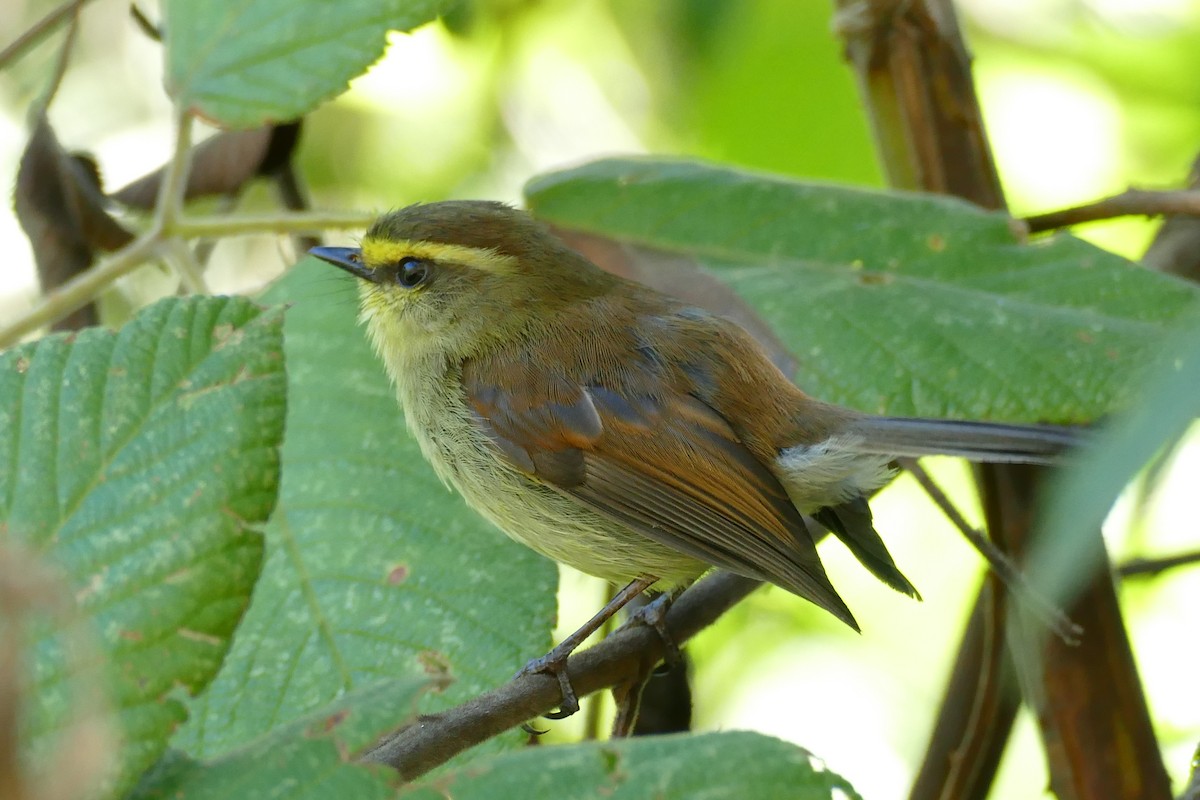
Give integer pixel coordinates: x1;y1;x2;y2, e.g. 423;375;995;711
0;296;286;793
526;158;1200;422
172;260;557;759
399;730;861;800
130;676;427;800
164;0;453;128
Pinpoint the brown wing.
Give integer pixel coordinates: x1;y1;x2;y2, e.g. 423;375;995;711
462;358;857;630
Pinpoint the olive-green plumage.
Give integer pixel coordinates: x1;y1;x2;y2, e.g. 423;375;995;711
311;201;1077;631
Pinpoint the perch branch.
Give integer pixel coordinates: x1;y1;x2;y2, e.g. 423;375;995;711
360;570;761;780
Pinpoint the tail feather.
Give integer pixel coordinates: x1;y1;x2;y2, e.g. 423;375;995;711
813;499;920;599
844;417;1080;465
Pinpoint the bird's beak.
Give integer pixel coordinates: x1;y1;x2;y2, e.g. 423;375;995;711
309;246;377;283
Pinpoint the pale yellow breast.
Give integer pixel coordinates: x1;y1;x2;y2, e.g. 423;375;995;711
383;349;707;589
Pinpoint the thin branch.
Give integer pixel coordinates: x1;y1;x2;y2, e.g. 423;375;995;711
0;233;162;347
129;4;161;42
0;109;198;347
901;459;1081;644
0;0;93;70
360;571;761;780
161;237;208;295
174;210;375;238
153;109;194;232
35;0;82;115
909;581;1018;800
0;210;372;346
1117;550;1200;580
1023;188;1200;233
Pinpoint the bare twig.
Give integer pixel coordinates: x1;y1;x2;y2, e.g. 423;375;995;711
609;673;649;738
0;0;93;70
1117;550;1200;580
153;109;194;231
902;460;1081;643
35;1;82;115
360;571;761;780
1143;152;1200;283
1023;189;1200;234
175;211;374;238
0;233;162;347
0;208;374;347
909;582;1018;800
161;237;208;295
129;4;161;42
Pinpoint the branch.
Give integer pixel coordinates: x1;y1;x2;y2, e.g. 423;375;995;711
35;0;82;115
360;571;761;780
174;210;375;238
1117;550;1200;580
0;0;94;70
1023;188;1200;233
0;209;374;347
902;460;1080;643
0;232;162;348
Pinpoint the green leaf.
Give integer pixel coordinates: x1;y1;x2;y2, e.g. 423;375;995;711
163;0;453;128
172;260;557;758
0;297;286;794
525;157;1200;422
131;676;428;799
1032;310;1200;605
400;730;861;799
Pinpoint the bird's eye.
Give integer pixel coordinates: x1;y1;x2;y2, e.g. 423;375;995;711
397;257;429;288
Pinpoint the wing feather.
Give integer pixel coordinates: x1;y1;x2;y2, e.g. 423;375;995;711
463;359;856;629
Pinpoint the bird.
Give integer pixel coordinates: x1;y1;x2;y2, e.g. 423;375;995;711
309;200;1077;717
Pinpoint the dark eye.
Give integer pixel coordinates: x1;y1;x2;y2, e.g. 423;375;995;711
397;257;429;288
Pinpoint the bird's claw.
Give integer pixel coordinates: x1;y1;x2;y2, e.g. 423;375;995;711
515;648;581;720
626;590;682;670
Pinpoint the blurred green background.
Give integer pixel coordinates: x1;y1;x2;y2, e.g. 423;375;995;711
2;0;1198;796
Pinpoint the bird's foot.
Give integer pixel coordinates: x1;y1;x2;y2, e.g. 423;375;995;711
514;575;661;728
624;588;684;672
515;645;582;720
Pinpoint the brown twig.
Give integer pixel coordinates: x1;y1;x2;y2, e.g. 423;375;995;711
0;0;93;70
909;581;1018;800
902;460;1081;643
360;571;760;780
129;4;161;42
1117;550;1200;580
36;1;82;115
837;2;1172;798
609;673;648;738
1023;189;1200;233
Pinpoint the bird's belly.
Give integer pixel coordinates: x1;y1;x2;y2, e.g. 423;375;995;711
401;379;706;588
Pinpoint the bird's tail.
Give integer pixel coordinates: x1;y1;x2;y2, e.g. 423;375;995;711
843;416;1081;465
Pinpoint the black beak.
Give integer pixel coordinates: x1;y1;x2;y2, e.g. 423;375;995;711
309;246;377;282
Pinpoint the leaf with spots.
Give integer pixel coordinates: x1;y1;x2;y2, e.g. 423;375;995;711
128;677;430;800
0;297;286;794
526;158;1200;422
170;259;557;760
398;730;862;799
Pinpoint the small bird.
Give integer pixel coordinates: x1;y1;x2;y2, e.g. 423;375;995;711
310;201;1075;717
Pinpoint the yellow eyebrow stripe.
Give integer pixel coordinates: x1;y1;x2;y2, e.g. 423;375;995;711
361;238;519;274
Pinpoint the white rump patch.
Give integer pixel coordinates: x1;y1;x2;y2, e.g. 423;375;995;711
775;435;894;511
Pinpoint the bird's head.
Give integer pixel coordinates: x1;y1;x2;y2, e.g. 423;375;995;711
310;201;614;362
